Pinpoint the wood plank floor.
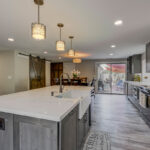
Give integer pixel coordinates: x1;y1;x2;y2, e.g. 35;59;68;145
90;94;150;150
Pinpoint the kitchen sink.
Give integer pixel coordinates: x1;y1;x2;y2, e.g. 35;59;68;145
55;90;91;119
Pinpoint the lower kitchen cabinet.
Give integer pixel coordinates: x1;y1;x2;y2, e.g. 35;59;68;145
0;112;13;150
78;107;90;150
61;106;78;150
13;115;58;150
0;105;79;150
126;83;150;127
0;105;91;150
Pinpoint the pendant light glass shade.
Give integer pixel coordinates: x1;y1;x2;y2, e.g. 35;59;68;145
32;23;46;40
56;23;65;51
73;58;82;63
68;49;75;56
68;36;75;56
32;1;46;40
56;40;65;51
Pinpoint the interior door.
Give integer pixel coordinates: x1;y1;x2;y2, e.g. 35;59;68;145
51;63;63;85
29;56;45;89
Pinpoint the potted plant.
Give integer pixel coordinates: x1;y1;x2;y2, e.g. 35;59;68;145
72;69;80;79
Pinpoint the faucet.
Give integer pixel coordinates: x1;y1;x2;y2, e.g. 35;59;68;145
59;73;70;93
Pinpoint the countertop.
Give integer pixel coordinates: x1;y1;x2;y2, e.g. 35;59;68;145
0;86;93;122
125;81;150;87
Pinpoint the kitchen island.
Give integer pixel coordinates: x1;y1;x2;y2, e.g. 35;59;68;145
0;86;93;150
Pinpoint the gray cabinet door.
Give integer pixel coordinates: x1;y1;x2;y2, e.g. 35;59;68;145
84;109;90;137
78;106;90;150
132;54;142;74
13;115;58;150
0;112;13;150
78;116;84;150
61;106;78;150
146;42;150;72
127;56;132;74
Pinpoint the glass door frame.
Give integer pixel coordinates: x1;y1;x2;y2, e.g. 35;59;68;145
95;61;127;95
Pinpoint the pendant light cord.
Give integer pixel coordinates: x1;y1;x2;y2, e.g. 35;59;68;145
38;4;40;23
60;27;61;40
71;39;72;49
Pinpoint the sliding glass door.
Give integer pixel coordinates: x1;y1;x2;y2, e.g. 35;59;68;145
97;64;112;93
97;63;126;94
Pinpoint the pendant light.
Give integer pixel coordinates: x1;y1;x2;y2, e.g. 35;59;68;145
56;23;65;51
32;0;46;40
73;58;82;63
68;36;75;57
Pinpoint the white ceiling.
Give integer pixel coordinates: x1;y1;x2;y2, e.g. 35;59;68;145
0;0;150;60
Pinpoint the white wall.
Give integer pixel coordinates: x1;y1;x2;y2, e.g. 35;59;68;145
0;51;30;95
76;60;95;82
14;52;29;92
46;61;50;86
0;51;15;95
63;62;75;78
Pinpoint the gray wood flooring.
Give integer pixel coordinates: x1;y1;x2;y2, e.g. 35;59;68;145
90;94;150;150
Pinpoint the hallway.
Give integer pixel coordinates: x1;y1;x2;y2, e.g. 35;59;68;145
91;95;150;150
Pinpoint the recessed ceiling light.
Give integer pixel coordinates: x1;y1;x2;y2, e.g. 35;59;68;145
59;57;62;59
109;53;114;56
114;20;123;26
111;45;116;48
8;38;14;42
44;51;48;54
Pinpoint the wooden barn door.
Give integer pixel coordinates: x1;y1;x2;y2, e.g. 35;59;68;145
29;56;45;89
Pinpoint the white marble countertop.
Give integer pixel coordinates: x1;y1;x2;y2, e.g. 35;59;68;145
125;81;150;87
0;86;92;122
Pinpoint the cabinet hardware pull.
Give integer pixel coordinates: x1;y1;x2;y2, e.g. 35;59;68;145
0;118;5;130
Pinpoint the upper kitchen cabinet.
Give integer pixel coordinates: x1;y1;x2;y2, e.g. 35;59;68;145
146;42;150;72
127;56;133;81
131;54;142;74
127;56;132;74
127;54;142;74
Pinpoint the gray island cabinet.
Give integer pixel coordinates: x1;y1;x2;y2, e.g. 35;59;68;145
0;112;13;150
0;106;91;150
0;105;79;150
78;107;90;150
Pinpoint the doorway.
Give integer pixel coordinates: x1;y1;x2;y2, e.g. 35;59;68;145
97;63;126;94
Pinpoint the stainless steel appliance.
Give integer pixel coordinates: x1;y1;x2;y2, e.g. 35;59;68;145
139;87;150;108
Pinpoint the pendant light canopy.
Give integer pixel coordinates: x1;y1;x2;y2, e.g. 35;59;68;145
56;23;65;51
32;0;46;40
73;58;82;64
68;36;75;57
